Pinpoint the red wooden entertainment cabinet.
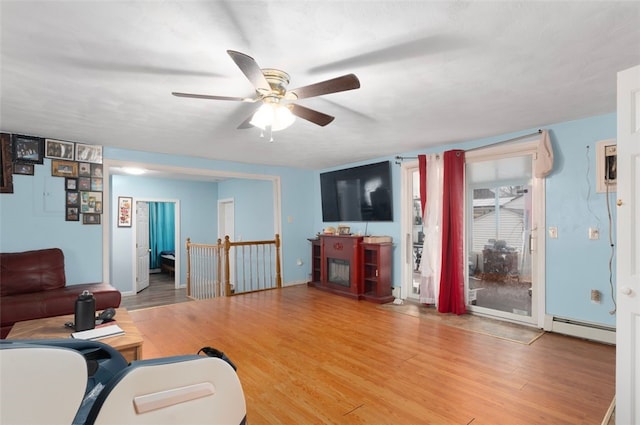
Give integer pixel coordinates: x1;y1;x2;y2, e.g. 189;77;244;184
308;235;394;303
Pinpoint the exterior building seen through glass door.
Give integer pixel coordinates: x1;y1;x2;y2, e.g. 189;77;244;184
466;153;535;323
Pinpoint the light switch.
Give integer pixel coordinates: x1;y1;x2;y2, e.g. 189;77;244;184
548;226;558;239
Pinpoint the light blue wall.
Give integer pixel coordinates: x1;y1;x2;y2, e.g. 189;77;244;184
0;112;618;327
110;174;219;293
218;178;274;241
543;114;617;325
313;113;617;327
0;158;103;285
0;145;315;289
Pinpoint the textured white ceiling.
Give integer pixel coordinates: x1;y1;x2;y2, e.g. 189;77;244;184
1;1;639;170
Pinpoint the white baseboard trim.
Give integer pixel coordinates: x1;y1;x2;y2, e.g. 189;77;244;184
283;280;308;287
544;315;615;345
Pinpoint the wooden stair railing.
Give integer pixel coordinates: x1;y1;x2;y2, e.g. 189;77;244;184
186;234;281;299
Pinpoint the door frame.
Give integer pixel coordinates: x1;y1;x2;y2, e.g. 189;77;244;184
465;139;546;328
217;198;235;240
217;198;235;288
614;63;640;425
132;197;180;290
101;159;283;294
134;200;150;293
400;160;419;301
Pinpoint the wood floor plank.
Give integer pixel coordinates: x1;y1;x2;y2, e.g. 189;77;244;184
129;284;614;424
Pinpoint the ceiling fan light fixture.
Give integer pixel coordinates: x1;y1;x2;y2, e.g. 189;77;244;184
250;102;295;132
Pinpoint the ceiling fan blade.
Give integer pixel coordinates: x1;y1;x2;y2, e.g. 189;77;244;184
318;97;377;122
308;35;467;74
237;114;255;129
227;50;271;93
287;74;360;100
172;92;255;102
290;104;335;127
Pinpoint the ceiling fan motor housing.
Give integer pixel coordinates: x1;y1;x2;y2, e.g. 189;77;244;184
261;68;291;97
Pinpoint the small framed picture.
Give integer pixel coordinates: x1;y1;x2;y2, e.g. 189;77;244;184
91;177;103;191
66;190;80;207
66;207;79;222
118;196;133;227
45;139;75;160
80;191;102;213
12;134;44;164
65;177;78;190
90;163;103;177
51;160;78;177
338;225;351;235
1;134;13;194
78;177;91;191
14;163;35;176
78;162;91;177
82;213;101;225
75;143;102;164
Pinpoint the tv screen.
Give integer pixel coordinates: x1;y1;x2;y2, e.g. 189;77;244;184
320;161;393;222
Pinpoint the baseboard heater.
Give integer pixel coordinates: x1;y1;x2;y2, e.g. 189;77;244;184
545;316;615;345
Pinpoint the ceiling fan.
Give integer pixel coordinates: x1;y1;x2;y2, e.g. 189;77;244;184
172;50;361;134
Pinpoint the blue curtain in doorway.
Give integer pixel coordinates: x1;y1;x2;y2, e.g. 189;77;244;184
149;202;175;269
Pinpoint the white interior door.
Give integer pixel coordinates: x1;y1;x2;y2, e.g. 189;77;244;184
135;201;150;293
218;199;235;241
218;198;235;287
615;64;640;425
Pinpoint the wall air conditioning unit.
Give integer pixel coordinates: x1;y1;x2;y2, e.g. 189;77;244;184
544;315;615;345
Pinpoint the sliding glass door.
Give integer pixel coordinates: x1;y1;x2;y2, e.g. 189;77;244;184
466;152;538;324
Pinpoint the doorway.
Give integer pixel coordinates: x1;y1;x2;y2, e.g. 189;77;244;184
466;143;544;326
218;198;235;288
133;199;180;291
400;166;422;300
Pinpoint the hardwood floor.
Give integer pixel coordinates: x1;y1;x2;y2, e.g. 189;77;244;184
119;272;191;311
129;284;615;425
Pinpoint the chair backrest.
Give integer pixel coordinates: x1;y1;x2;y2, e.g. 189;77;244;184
86;355;247;425
0;342;87;425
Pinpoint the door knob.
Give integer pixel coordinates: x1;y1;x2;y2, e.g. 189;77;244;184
617;199;623;206
621;287;633;296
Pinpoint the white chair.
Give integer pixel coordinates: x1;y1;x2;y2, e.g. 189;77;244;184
85;355;247;425
0;343;88;425
0;340;247;425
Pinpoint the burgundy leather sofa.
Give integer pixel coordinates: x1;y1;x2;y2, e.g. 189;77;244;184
1;248;121;338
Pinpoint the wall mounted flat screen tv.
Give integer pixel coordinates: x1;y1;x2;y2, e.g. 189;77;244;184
320;161;393;222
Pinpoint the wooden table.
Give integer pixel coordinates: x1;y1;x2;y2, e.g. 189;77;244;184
7;308;143;362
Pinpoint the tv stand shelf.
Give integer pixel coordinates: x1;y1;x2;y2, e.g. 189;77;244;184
308;235;393;304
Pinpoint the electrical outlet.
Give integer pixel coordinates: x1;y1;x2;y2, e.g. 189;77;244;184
591;289;601;303
589;227;599;240
548;226;558;239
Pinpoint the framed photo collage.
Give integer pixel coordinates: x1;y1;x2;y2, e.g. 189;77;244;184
43;138;103;224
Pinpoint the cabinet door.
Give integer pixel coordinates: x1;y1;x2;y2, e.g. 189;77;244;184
362;243;393;302
308;239;321;284
362;245;379;295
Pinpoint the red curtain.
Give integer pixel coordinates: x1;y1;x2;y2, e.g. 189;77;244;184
438;150;466;314
418;154;427;216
